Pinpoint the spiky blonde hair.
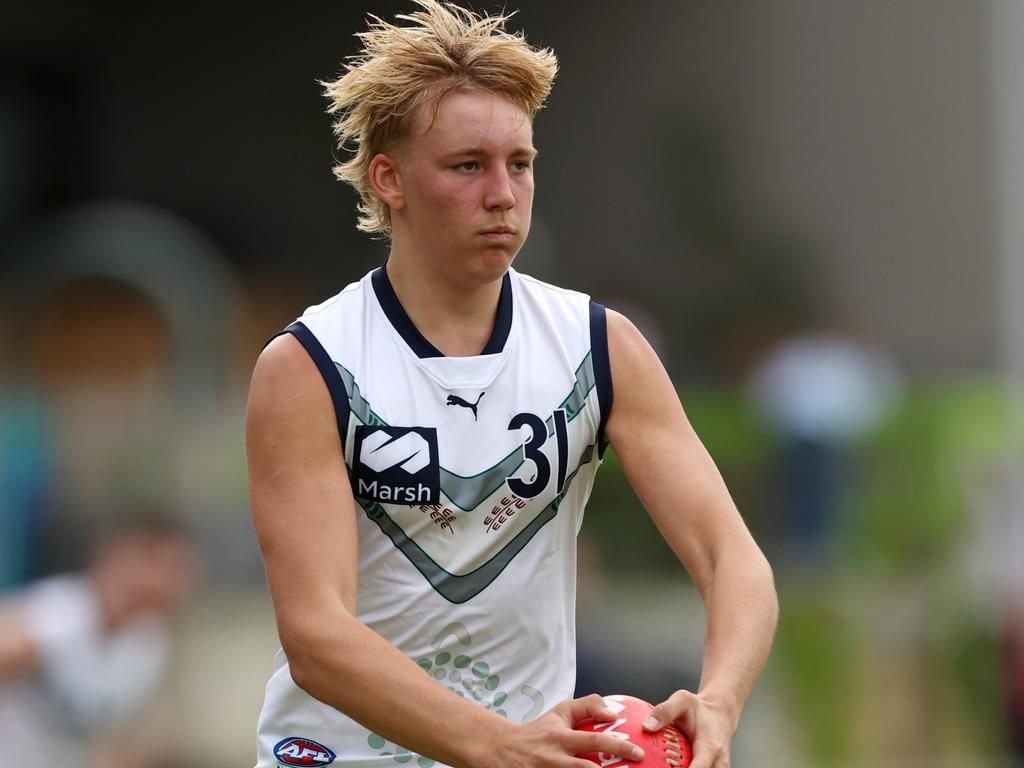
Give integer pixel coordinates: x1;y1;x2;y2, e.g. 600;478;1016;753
321;0;558;237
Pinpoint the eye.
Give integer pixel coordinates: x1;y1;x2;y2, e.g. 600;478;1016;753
453;161;479;171
512;159;532;172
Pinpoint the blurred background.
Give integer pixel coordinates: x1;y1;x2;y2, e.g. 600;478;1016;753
2;0;1023;765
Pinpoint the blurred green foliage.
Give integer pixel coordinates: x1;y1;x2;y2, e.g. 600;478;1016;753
583;388;771;578
941;610;1006;755
774;587;858;762
846;379;1017;572
582;378;1018;764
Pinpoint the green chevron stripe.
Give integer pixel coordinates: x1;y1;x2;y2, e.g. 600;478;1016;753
337;364;386;427
358;443;597;604
554;350;597;427
339;352;597;511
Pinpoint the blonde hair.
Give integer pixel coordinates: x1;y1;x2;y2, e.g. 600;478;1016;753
321;0;558;237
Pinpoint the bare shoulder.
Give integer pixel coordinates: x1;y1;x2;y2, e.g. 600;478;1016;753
602;309;675;430
605;308;658;372
248;334;328;429
249;333;318;399
246;331;342;473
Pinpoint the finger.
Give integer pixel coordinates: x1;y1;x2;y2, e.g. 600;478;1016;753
565;693;619;725
567;759;615;768
686;734;726;768
543;755;600;768
643;690;696;732
686;746;713;768
564;729;645;762
551;744;639;768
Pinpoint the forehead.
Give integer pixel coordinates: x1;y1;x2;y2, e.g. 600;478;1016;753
409;88;534;154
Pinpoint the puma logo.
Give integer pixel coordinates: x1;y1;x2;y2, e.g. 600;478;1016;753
446;392;485;421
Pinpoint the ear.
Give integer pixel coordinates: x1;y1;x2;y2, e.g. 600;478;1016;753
368;152;405;212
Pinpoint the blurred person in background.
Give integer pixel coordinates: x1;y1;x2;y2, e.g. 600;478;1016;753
747;322;901;567
0;517;196;767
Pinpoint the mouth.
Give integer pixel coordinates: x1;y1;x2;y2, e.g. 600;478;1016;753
479;227;516;240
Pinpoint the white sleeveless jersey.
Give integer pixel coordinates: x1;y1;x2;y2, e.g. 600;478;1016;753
254;266;613;768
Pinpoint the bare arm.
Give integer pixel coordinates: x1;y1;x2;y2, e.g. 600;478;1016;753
247;334;640;768
0;608;36;680
603;310;778;768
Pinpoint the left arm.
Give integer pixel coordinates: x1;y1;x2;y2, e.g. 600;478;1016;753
0;605;36;680
603;309;778;768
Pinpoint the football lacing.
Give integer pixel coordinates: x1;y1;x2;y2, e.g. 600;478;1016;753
661;725;684;766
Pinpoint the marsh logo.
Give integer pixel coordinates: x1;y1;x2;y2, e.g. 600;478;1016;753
353;425;440;505
273;737;336;766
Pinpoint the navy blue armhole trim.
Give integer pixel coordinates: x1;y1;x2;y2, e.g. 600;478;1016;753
589;300;613;457
267;321;351;447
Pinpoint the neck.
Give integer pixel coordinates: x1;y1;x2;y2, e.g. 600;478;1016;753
385;251;504;357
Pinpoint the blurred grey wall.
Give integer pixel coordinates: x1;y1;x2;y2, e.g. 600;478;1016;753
661;1;995;377
0;0;999;379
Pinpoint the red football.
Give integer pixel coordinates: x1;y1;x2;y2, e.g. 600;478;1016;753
575;694;692;768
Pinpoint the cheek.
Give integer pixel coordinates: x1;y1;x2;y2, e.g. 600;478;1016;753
422;178;475;217
515;175;535;204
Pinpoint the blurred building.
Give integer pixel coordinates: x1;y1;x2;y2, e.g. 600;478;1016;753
0;0;1006;381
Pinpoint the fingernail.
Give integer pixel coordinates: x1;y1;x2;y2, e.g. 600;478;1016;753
643;716;660;731
631;747;645;761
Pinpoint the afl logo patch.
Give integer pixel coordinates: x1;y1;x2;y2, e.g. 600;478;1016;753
273;737;336;767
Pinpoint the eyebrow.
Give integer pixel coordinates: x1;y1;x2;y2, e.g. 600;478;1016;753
445;146;539;159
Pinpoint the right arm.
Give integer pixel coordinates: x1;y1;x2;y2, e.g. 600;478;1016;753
246;334;642;768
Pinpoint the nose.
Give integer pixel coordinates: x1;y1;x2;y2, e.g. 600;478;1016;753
483;166;515;211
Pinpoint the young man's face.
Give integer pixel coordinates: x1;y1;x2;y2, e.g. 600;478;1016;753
393;88;536;286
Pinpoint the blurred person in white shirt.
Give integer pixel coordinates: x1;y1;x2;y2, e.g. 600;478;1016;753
747;326;902;565
0;518;196;767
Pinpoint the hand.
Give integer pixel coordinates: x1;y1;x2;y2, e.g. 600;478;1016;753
642;690;738;768
488;694;646;768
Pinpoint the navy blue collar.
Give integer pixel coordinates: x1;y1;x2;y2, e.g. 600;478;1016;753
371;266;513;358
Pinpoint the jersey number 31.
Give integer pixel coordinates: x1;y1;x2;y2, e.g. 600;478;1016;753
505;410;569;499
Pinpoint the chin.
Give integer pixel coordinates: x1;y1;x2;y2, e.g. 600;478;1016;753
462;237;511;264
476;249;517;280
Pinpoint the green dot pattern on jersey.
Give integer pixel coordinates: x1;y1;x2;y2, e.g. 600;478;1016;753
367;730;437;768
420;646;509;717
372;630;523;765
